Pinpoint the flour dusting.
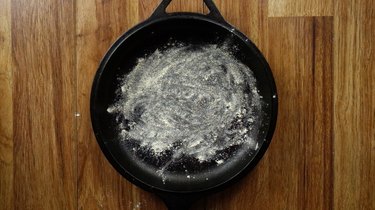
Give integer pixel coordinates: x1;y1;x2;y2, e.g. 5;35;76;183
108;42;262;178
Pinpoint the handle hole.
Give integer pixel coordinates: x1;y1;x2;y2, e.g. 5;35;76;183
165;0;206;14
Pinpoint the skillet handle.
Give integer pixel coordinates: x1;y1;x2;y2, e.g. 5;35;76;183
150;0;226;22
157;192;198;210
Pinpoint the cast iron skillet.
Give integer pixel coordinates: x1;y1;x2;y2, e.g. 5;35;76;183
90;0;277;209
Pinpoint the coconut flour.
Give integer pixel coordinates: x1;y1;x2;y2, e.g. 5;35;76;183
107;42;262;171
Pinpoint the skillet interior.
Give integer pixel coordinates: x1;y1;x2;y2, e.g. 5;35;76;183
91;16;276;193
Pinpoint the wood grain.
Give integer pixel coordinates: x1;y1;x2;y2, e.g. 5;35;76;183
0;0;13;209
76;1;148;210
0;0;374;209
11;0;76;209
266;17;333;210
333;0;375;209
268;0;333;17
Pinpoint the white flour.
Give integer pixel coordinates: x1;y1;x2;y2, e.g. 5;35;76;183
108;43;262;170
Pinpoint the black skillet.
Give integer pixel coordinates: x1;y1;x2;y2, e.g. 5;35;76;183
90;0;277;209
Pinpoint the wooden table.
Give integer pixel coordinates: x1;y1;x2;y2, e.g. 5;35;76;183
0;0;374;209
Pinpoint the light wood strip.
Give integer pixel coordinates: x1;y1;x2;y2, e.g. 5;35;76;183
268;0;333;17
76;1;159;210
11;0;76;209
333;0;375;209
0;0;13;208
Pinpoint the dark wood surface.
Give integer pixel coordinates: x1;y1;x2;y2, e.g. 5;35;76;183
0;0;374;209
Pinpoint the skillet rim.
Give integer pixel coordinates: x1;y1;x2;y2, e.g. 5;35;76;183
90;12;278;194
